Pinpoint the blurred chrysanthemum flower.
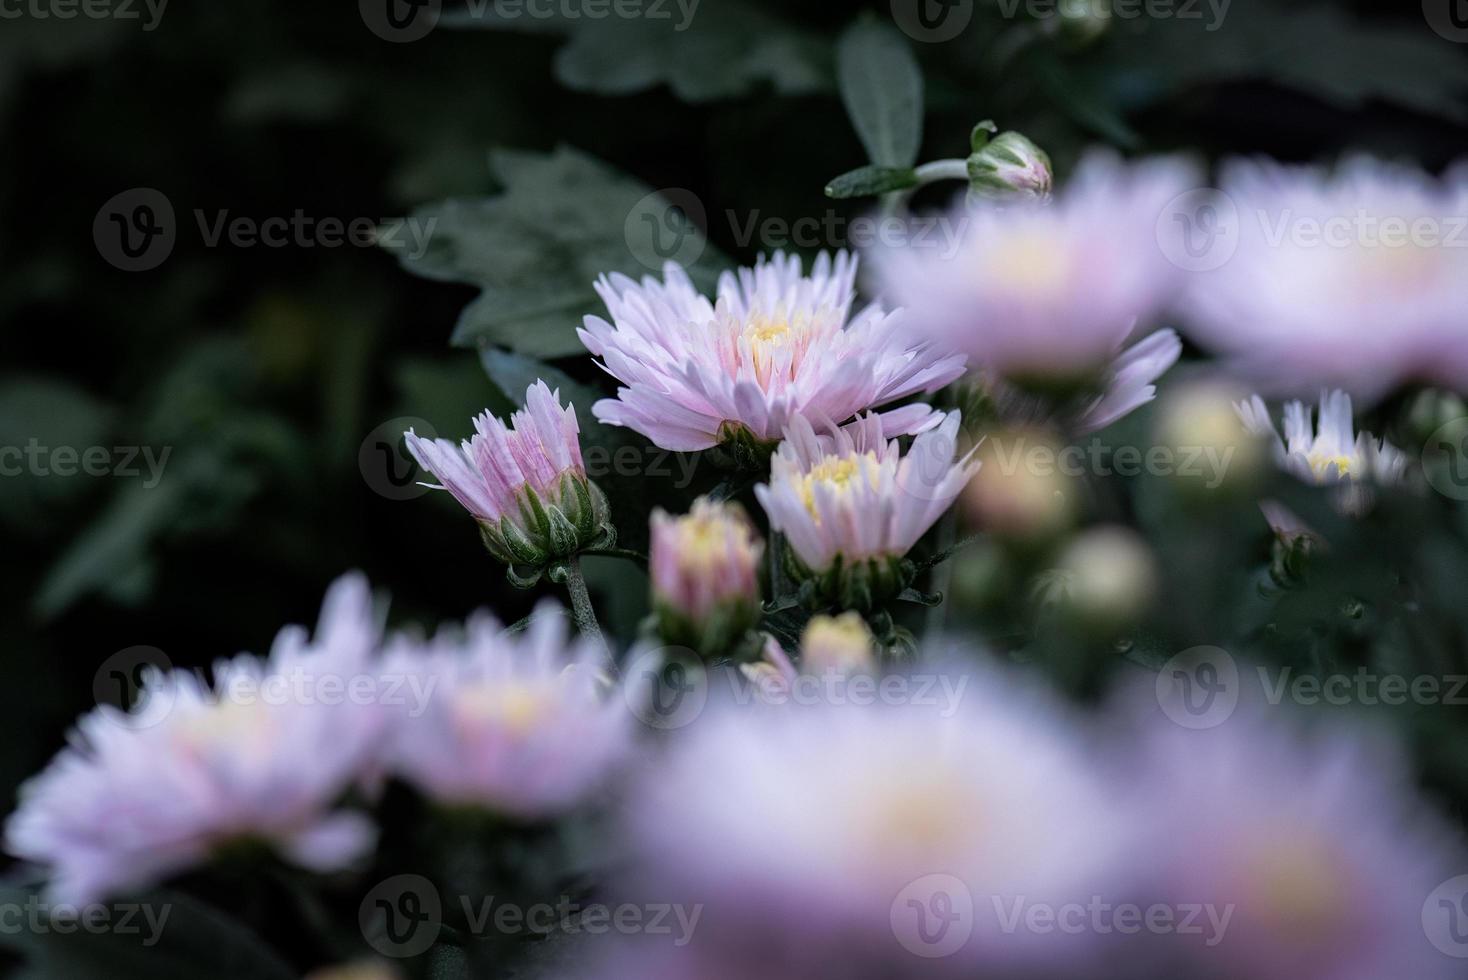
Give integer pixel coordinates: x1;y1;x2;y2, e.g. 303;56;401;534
755;412;978;610
589;684;1126;979
5;575;386;905
1181;155;1468;402
578;251;967;460
1235;389;1407;521
382;605;630;819
405;381;613;582
1124;701;1464;980
650;498;763;659
874;153;1193;432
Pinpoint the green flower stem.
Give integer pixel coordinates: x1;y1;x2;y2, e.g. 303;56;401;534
581;546;649;566
563;556;611;666
913;158;969;183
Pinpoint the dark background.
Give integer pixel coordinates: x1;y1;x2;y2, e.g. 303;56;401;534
2;0;1466;835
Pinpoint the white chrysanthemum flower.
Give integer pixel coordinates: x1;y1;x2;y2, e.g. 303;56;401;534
382;604;631;818
579;251;967;454
872;153;1194;432
754;412;978;608
1182;155;1468;402
1235;390;1407;519
5;575;387;905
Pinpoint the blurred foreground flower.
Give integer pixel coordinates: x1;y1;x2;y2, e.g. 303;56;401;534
5;575;385;905
755;413;979;611
1124;700;1464;980
1180;155;1468;402
580;251;966;461
382;605;630;819
650;498;763;659
874;153;1193;431
593;686;1122;979
405;381;613;586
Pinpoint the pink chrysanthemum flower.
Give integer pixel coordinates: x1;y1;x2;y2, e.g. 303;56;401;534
1121;699;1464;980
5;575;386;905
754;412;978;608
1235;389;1407;524
872;153;1193;431
583;680;1128;979
578;251;967;456
1181;155;1468;402
405;381;613;576
650;498;763;658
382;605;631;818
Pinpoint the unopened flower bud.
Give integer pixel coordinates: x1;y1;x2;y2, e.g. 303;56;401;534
963;428;1076;541
800;613;877;676
651;498;763;659
967;122;1053;201
406;381;615;586
1155;380;1268;500
1048;525;1157;630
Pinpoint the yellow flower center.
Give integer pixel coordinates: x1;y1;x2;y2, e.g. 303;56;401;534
1242;839;1347;939
454;682;551;736
742;313;812;388
989;229;1072;293
1306;451;1357;481
798;454;878;520
177;699;268;753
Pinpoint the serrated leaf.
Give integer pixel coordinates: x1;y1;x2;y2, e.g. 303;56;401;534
836;19;924;168
444;0;831;102
824;164;920;199
384;146;726;359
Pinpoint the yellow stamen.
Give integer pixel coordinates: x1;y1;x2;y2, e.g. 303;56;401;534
797;454;878;520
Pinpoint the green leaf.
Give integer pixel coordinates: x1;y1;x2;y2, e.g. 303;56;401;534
824;164;920;199
836;19;924;168
383;146;726;359
442;1;831;102
1085;4;1468;125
